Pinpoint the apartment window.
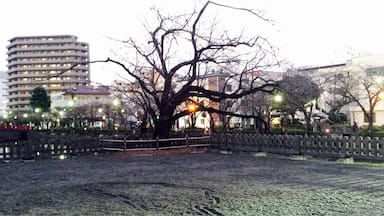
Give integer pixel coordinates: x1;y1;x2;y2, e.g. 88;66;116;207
226;84;232;92
364;113;376;123
226;100;232;107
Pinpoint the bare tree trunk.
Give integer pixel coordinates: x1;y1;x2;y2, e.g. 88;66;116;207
304;113;312;133
153;118;172;139
209;113;215;134
368;114;374;136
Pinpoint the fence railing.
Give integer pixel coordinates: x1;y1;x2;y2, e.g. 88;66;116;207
99;135;211;151
211;133;384;161
0;132;211;161
0;131;101;161
0;130;28;144
0;130;29;160
3;131;384;162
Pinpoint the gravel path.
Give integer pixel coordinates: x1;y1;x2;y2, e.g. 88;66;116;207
0;151;384;215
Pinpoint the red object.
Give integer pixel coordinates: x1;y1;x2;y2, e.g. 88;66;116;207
0;125;29;131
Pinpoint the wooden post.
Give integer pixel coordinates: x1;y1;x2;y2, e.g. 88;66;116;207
225;132;228;150
363;137;370;158
186;134;189;148
24;140;33;160
123;137;127;152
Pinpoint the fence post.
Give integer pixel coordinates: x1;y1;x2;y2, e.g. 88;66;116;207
156;137;159;150
123;137;127;152
225;132;228;150
24;140;33;160
186;134;189;148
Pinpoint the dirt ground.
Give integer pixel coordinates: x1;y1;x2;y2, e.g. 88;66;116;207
1;149;384;216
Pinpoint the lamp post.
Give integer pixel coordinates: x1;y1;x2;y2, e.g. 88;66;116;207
121;108;127;129
112;98;121;129
273;94;284;133
187;102;198;130
97;107;104;129
34;107;42;129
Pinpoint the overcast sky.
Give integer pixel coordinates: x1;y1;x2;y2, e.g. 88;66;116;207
1;0;384;84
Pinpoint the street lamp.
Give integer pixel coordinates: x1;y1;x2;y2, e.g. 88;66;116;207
187;103;198;113
68;100;74;107
187;102;198;129
274;94;283;103
112;98;120;107
273;94;284;132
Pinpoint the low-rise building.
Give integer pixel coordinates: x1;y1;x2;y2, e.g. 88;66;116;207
296;55;384;127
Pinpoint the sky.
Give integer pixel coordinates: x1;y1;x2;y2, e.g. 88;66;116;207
1;0;384;85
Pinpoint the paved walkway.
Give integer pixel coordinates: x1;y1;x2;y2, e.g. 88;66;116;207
0;152;383;215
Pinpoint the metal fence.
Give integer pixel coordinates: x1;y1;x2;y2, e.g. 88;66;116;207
211;133;384;161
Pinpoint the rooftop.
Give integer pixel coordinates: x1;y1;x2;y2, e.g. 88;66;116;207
63;85;110;96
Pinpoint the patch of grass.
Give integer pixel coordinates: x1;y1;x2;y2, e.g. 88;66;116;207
351;159;384;167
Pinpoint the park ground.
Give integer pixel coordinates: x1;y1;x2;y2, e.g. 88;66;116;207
0;149;384;215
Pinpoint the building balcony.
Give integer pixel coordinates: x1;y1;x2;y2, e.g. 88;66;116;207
6;37;79;48
7;52;89;60
7;45;89;54
8;87;34;93
6;58;86;67
7;107;31;113
7;99;31;106
8;79;88;87
7;65;89;74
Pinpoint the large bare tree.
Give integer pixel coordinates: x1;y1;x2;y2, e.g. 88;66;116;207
99;1;280;138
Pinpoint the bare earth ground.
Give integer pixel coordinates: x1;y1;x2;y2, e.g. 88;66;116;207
1;149;384;216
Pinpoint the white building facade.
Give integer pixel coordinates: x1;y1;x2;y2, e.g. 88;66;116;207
296;55;384;127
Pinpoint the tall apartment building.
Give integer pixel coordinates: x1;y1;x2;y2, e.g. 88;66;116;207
6;35;90;113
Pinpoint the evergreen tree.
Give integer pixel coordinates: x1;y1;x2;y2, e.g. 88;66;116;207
30;86;51;112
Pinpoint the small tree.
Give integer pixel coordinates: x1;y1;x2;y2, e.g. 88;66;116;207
30;86;51;113
336;67;384;135
238;91;273;133
278;75;321;132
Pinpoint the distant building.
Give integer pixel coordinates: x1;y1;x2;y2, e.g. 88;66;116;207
0;72;8;116
6;35;90;114
175;70;285;131
51;85;111;108
295;55;384;127
50;85;121;129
